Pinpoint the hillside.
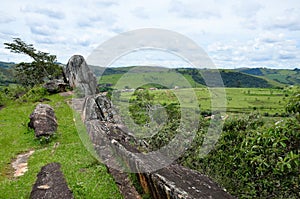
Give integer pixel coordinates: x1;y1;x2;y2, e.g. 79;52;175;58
175;68;276;88
238;68;300;85
0;61;16;85
98;67;284;88
1;61;299;88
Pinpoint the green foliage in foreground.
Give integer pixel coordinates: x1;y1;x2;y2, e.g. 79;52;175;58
286;90;300;121
0;85;50;106
0;93;122;198
183;114;299;198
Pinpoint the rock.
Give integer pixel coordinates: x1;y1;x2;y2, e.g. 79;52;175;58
65;55;97;96
28;104;57;137
30;162;74;199
43;79;68;94
12;150;34;177
82;94;115;122
77;94;234;199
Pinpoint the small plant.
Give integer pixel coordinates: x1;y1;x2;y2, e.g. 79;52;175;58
18;86;48;103
34;132;57;145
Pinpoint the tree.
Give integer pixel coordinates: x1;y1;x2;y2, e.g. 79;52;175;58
4;38;62;87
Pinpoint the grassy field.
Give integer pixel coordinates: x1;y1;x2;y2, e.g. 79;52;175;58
0;94;122;199
115;87;291;116
99;70;203;89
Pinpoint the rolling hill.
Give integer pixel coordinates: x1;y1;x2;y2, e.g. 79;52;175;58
1;61;299;88
0;61;16;85
238;68;300;85
97;67;288;89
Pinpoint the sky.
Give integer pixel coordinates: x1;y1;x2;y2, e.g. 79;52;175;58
0;0;299;69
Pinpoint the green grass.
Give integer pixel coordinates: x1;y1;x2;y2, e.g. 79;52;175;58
115;87;289;116
99;71;198;89
0;94;122;199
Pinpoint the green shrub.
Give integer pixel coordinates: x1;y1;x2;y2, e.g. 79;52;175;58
18;86;48;102
184;114;300;198
0;85;27;105
286;88;300;121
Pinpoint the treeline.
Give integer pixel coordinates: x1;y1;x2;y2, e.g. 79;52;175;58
175;68;273;88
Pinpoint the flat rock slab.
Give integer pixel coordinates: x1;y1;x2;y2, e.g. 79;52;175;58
12;150;34;177
28;104;57;137
30;162;74;199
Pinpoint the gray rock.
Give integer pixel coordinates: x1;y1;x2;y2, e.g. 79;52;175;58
65;55;97;96
28;104;57;137
30;162;74;199
82;94;116;123
76;94;234;199
43;79;68;94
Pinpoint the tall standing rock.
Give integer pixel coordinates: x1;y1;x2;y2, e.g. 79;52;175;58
65;55;97;96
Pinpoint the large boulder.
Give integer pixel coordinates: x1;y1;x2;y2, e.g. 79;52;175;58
28;104;57;137
65;55;97;96
43;79;68;94
30;162;74;199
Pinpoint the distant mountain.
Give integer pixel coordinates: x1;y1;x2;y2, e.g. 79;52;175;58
238;68;300;85
97;67;289;88
0;61;16;85
174;68;274;88
1;60;299;88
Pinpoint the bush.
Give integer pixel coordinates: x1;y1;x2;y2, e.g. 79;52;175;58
18;86;48;103
184;114;300;198
0;85;27;105
286;89;300;114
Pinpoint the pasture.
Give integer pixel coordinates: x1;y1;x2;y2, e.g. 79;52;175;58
114;87;291;116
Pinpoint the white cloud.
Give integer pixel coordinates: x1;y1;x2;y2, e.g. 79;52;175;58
207;32;300;68
232;1;262;18
0;0;299;69
131;7;149;19
20;6;65;20
169;0;221;19
0;14;16;24
266;8;300;31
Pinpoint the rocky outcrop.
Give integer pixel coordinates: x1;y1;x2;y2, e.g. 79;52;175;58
43;79;68;94
65;55;97;96
79;94;234;199
30;162;73;199
28;104;57;137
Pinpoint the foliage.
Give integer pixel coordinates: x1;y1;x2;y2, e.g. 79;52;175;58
129;90;154;125
181;114;300;198
17;86;48;103
0;85;49;106
4;38;63;87
0;84;27;105
129;88;300;198
286;88;300;114
145;102;181;150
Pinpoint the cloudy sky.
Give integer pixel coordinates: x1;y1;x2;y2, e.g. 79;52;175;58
0;0;299;69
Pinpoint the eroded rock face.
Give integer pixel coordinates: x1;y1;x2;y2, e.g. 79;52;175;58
65;55;97;96
30;162;74;199
79;94;234;199
28;104;57;137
